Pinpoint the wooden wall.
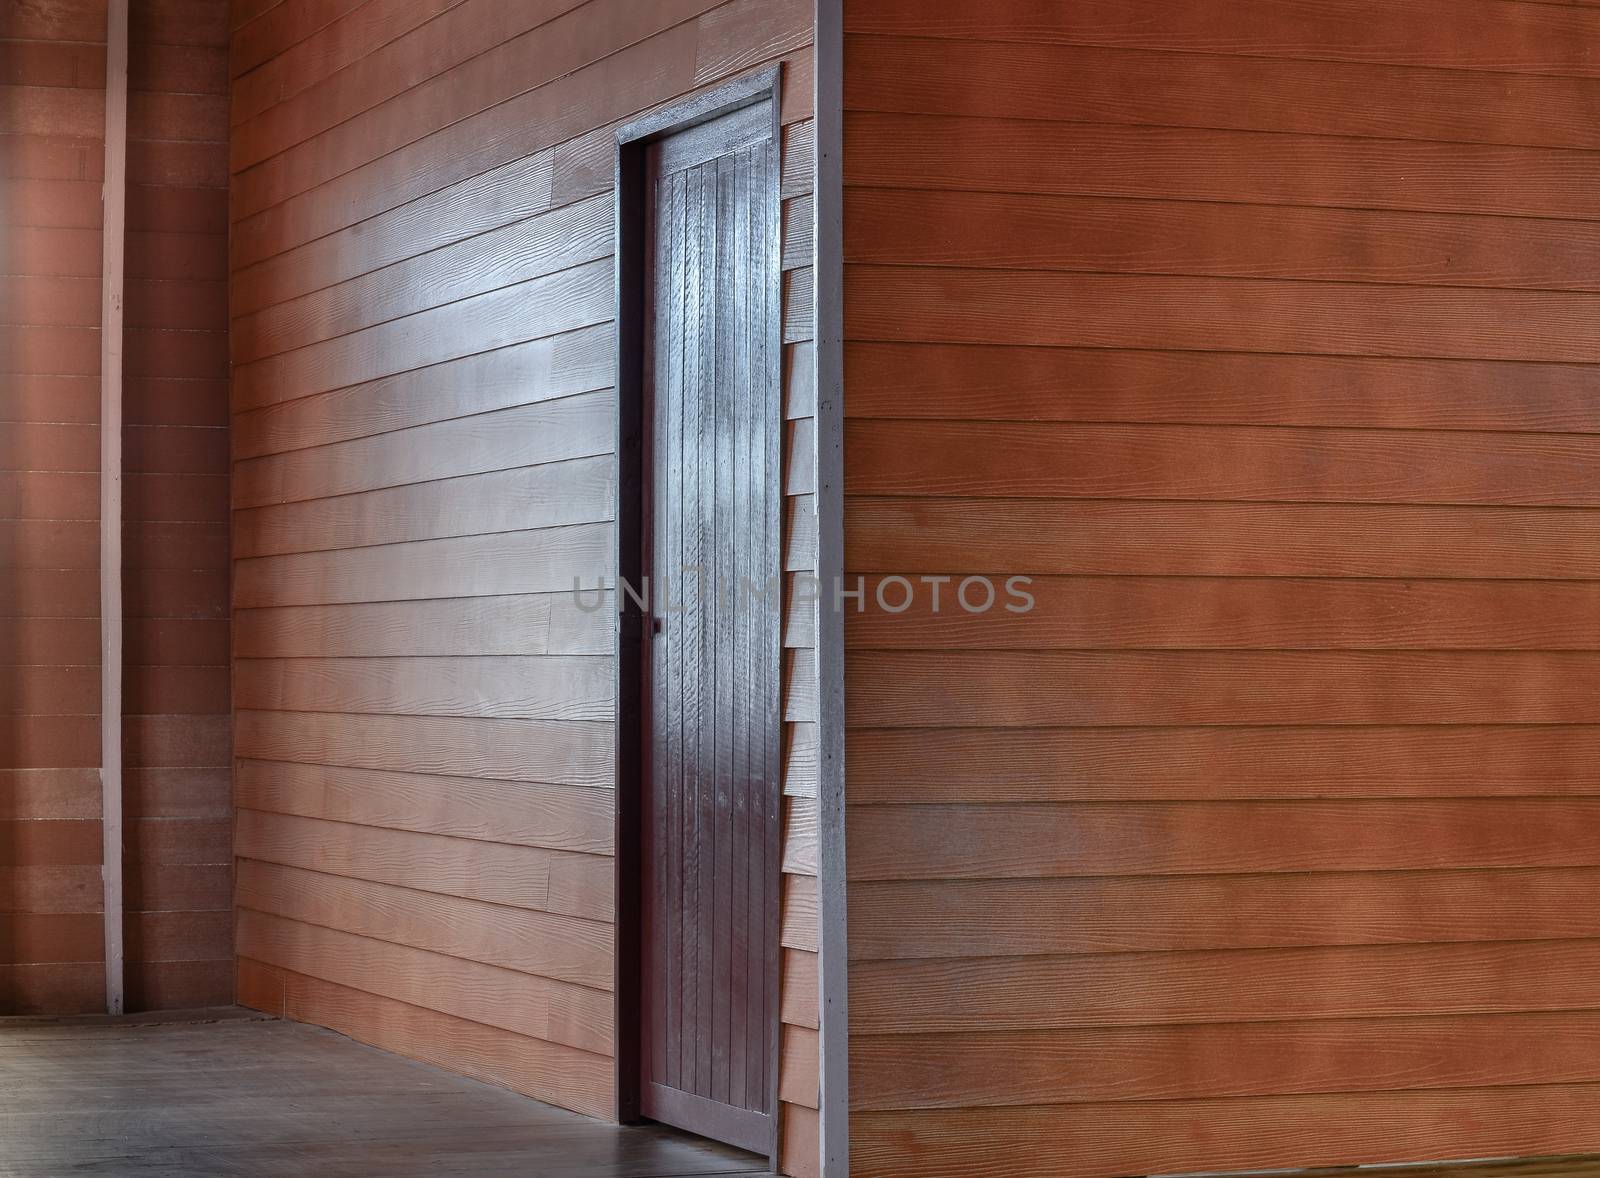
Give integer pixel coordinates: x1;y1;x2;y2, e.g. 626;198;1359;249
123;0;234;1012
1;0;109;1016
225;2;818;1170
1;0;233;1015
841;2;1600;1175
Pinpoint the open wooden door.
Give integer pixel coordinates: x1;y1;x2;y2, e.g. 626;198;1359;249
617;73;784;1158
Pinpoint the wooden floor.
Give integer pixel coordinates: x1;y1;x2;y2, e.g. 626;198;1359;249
1194;1161;1600;1178
4;1011;1599;1178
0;1009;769;1177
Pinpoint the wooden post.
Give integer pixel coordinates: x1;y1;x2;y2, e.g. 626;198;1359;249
100;0;129;1016
813;1;849;1173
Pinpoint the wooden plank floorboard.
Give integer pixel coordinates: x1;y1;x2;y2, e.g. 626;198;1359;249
0;1014;769;1177
1210;1161;1600;1178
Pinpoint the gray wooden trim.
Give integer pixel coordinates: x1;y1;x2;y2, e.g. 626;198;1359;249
812;2;850;1174
616;66;781;152
100;0;129;1017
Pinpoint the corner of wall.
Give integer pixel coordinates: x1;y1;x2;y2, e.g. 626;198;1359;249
810;1;848;1175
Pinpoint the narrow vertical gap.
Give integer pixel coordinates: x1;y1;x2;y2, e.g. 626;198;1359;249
100;0;129;1018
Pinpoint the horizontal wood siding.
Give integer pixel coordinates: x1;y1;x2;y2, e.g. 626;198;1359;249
124;0;234;1012
228;0;817;1165
1;0;108;1015
842;2;1600;1175
781;176;822;1178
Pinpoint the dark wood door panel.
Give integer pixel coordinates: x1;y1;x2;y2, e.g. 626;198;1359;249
638;95;783;1156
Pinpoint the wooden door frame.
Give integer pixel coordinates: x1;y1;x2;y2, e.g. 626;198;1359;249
612;64;785;1162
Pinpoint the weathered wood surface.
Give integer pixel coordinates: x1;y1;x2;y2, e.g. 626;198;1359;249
0;1014;768;1176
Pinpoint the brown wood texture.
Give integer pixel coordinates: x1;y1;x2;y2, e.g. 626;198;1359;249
843;1;1600;1175
1;0;107;1016
845;0;1600;78
122;0;234;1014
228;3;817;1169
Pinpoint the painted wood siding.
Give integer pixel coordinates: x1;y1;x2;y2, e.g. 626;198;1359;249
1;0;109;1015
226;1;817;1168
1;0;233;1015
779;108;822;1178
124;0;234;1012
841;3;1600;1176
